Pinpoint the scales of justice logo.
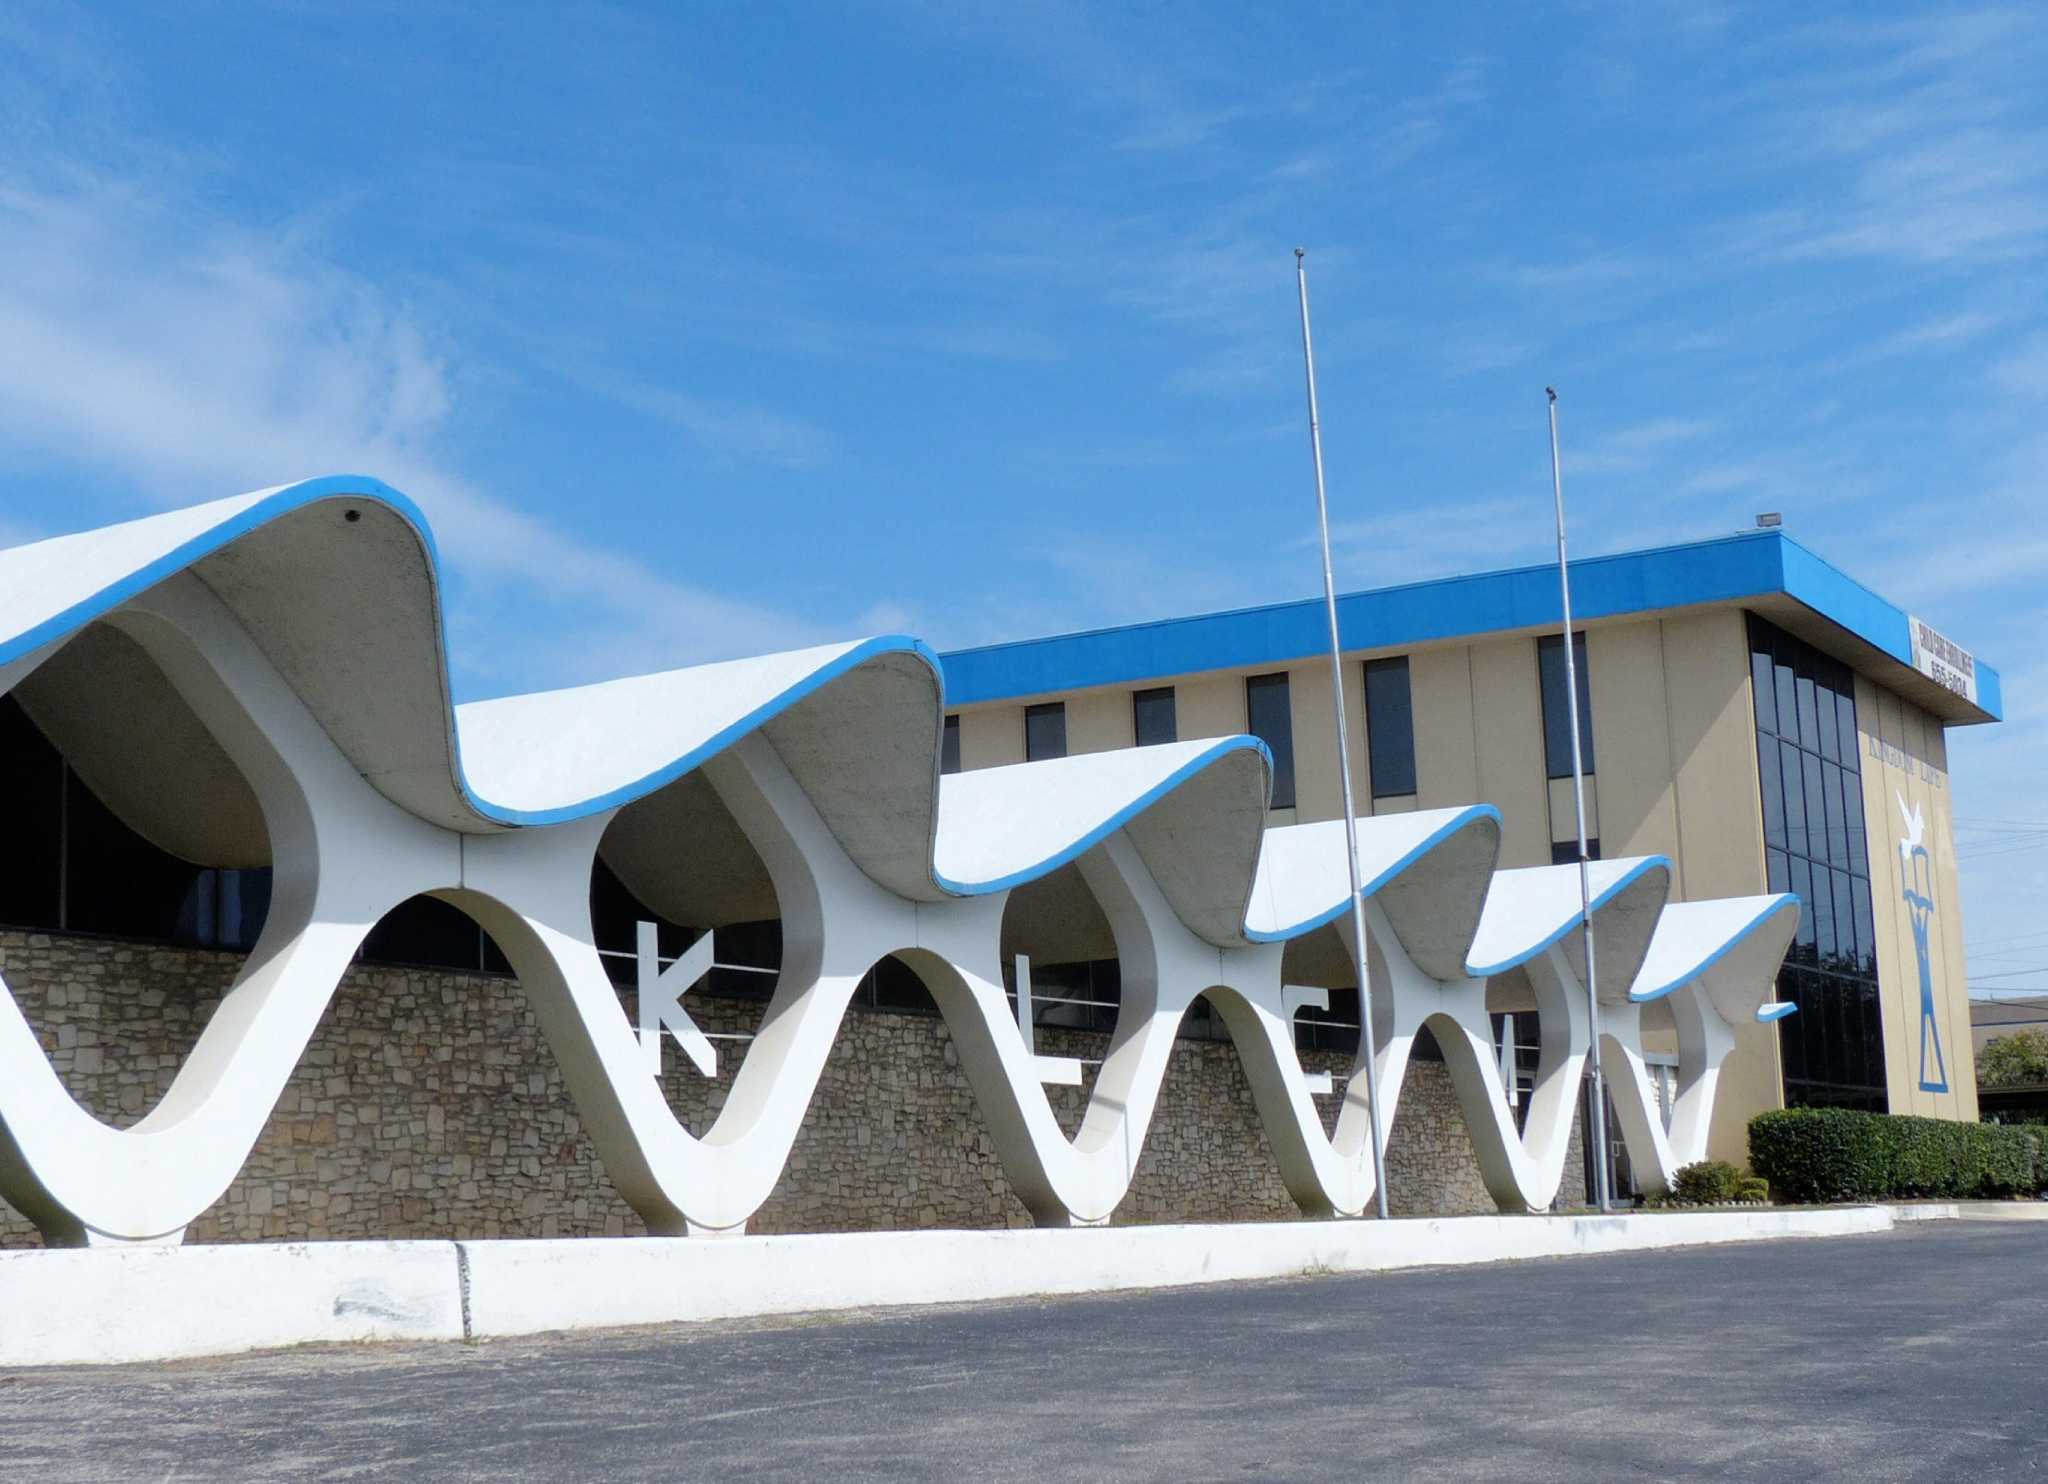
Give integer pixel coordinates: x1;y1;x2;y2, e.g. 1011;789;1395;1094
1897;794;1949;1094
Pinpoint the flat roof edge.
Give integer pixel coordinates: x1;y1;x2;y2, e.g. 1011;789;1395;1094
940;530;2002;724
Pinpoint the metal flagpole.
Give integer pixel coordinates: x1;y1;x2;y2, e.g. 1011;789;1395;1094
1546;386;1612;1213
1295;249;1390;1222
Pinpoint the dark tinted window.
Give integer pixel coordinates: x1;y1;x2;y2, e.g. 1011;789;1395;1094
1132;687;1176;747
1244;673;1296;810
589;855;780;1000
0;696;63;929
1537;632;1595;780
1550;838;1601;865
0;695;272;952
941;714;961;775
1363;657;1416;799
1749;614;1885;1112
361;894;509;975
1024;702;1067;762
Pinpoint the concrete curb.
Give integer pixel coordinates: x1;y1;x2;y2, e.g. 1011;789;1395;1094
1;1205;1931;1368
1887;1202;1964;1222
0;1241;463;1367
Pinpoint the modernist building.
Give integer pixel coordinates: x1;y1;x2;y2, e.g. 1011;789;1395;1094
941;526;2000;1168
0;486;1995;1247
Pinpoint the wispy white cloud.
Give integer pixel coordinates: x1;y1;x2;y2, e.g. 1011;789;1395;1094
0;176;833;693
1489;254;1651;297
1435;336;1536;377
1860;309;2006;362
1318;496;1551;589
1567;416;1716;477
599;377;835;471
1722;9;2048;268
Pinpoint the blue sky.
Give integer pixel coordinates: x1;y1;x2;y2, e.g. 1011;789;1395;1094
0;3;2043;992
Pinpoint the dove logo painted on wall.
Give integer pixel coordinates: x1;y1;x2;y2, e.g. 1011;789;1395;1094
1896;795;1950;1094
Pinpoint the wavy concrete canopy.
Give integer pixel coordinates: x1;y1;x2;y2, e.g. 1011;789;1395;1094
938;739;1272;944
0;481;470;836
0;478;1273;927
1602;894;1802;1195
458;639;947;901
1629;895;1802;1026
1244;806;1501;976
1465;857;1672;997
0;480;1801;1245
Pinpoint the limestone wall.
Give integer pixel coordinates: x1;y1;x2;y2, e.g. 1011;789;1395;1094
0;930;1581;1247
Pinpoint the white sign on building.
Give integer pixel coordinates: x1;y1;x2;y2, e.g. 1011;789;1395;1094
1907;615;1977;705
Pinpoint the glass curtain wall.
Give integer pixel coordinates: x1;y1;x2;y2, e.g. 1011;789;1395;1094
1748;615;1888;1112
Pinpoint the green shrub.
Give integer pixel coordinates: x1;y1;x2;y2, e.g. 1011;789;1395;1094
1978;1029;2048;1089
1749;1108;2041;1203
1733;1176;1770;1203
1671;1160;1746;1204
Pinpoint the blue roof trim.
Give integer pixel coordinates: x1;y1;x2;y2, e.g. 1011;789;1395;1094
1756;1001;1799;1023
1464;855;1673;979
933;735;1274;897
1978;665;2004;720
938;530;2002;723
1628;895;1801;1003
1776;542;1910;666
1242;804;1504;943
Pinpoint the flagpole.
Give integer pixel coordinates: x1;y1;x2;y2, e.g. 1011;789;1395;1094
1295;249;1390;1222
1547;386;1612;1212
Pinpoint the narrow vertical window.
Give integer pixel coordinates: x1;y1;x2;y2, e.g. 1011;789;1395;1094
1023;702;1067;762
1363;657;1416;799
1746;614;1885;1113
941;714;962;775
1132;686;1177;747
1537;632;1595;780
1244;673;1296;810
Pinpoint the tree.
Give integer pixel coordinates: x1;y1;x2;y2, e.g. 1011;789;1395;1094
1978;1030;2048;1089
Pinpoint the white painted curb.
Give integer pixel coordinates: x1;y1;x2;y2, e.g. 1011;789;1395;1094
0;1206;1931;1368
460;1206;1898;1338
1886;1202;1963;1222
0;1240;462;1367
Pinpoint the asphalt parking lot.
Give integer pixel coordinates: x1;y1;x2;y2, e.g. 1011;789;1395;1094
2;1217;2042;1482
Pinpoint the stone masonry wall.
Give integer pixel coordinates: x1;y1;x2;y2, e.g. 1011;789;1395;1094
0;930;1587;1247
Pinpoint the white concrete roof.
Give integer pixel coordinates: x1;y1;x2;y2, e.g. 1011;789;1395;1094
935;739;1270;941
1629;895;1802;1024
1244;808;1501;978
0;479;1807;970
0;480;468;830
1465;858;1673;996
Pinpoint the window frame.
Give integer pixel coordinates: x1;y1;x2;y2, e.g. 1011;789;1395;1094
1362;656;1417;800
1023;701;1068;762
1244;672;1297;811
1131;686;1177;748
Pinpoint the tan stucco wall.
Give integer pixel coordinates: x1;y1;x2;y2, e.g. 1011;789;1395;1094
1064;689;1131;755
957;705;1023;768
1177;673;1243;741
1410;646;1481;811
1469;639;1550;867
1856;678;1979;1121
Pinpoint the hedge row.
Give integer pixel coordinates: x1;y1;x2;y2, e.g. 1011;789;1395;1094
1749;1108;2043;1204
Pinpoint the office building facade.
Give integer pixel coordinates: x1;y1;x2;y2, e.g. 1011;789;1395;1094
942;529;1999;1164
